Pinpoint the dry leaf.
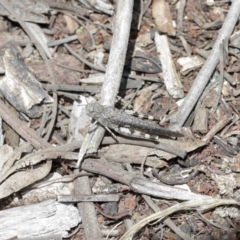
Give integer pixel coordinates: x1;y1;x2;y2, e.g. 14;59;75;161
0;161;52;199
78;28;95;51
63;15;79;34
177;56;205;75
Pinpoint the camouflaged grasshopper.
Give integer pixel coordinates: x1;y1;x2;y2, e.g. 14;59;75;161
86;101;182;141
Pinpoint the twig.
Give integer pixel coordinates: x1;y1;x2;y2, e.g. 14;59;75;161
202;115;232;142
212;42;225;113
46;83;101;93
64;43;105;72
220;116;240;137
171;0;240;129
105;222;123;238
177;0;186;33
100;1;134;106
179;35;192;56
47;35;78;47
130;177;209;201
74;173;102;239
58;194;120;203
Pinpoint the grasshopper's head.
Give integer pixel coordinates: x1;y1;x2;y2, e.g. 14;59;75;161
85;101;102;119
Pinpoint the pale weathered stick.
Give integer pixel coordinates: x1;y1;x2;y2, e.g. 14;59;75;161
77;0;134;166
155;32;184;99
202;115;232;142
74;173;102;240
170;0;240;129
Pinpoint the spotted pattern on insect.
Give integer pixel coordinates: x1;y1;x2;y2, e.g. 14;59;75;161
125;110;157;121
86;101;182;140
116;127;159;141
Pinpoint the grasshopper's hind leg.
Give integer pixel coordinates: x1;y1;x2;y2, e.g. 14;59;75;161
113;127;159;141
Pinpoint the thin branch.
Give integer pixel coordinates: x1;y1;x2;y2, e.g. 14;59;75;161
74;173;102;239
64;43;105;72
100;1;134;106
177;0;186;33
